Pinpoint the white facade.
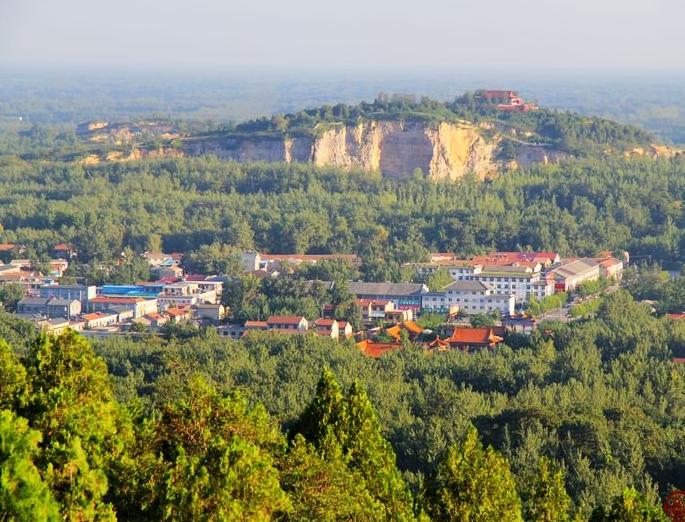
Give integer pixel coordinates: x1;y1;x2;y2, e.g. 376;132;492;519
421;280;515;316
410;262;554;304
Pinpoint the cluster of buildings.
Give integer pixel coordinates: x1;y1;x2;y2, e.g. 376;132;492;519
9;271;225;336
0;242;624;349
403;251;624;316
0;247;231;335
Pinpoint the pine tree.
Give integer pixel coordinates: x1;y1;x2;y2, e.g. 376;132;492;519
23;332;128;520
296;370;416;521
149;376;291;520
425;427;523;522
280;434;385;521
590;487;669;522
0;410;60;521
525;457;572;522
294;367;348;455
343;381;415;521
0;339;28;409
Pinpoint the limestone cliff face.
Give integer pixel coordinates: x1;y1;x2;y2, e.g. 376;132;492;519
181;120;498;180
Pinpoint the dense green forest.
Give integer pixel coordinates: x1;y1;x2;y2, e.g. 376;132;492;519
0;290;681;520
1;153;685;273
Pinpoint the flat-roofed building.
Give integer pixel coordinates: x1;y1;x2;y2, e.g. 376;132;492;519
88;296;157;318
348;282;428;312
551;258;602;292
39;284;96;306
422;280;515;316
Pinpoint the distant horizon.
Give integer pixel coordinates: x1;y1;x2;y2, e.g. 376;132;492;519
2;0;684;72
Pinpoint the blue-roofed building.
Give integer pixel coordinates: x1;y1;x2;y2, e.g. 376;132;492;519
98;285;160;299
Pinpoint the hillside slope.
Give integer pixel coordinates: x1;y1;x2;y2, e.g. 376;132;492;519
69;92;679;179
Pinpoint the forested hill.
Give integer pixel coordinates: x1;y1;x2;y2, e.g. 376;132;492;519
33;93;678;181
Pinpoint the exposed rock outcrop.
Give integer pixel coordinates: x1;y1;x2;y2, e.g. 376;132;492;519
182;120;500;180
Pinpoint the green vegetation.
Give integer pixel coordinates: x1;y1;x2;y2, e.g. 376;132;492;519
232;94;654;156
0;289;680;520
527;293;569;317
1;153;685;281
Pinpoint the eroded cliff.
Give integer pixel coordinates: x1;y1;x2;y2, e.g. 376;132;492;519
181;120;500;180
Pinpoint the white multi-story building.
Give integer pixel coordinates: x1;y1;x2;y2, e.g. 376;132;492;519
421;280;515;316
409;259;555;305
470;267;555;303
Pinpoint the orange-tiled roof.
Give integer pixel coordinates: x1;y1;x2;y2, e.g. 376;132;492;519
403;320;423;335
244;320;268;328
666;313;685;320
267;315;305;325
429;337;449;349
355;339;401;358
0;243;18;251
314;318;337;327
448;327;503;346
598;257;621;268
386;325;402;340
356;298;390;307
83;312;115;321
673;357;685;364
472;251;557;267
166;307;190;317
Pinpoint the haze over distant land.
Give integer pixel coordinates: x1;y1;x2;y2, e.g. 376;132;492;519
1;0;684;71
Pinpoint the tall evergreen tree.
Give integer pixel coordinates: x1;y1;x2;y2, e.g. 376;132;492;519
590;487;669;522
279;434;385;521
425;427;523;522
0;410;60;521
525;457;572;522
0;339;28;410
23;332;131;520
147;376;290;520
344;381;415;521
296;370;416;521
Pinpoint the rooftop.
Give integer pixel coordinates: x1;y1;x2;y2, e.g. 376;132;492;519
348;281;427;297
448;327;503;345
267;315;306;325
443;280;492;292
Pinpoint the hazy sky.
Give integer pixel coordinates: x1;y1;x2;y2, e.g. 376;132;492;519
1;0;684;72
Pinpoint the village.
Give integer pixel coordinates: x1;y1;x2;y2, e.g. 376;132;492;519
0;241;626;357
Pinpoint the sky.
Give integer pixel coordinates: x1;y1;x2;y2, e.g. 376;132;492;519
1;0;684;73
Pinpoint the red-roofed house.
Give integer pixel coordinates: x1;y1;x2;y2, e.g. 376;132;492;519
337;320;353;338
357;299;394;325
165;307;192;323
266;315;308;332
244;320;268;331
313;318;339;339
82;311;118;329
447;327;504;351
51;243;77;259
596;257;624;281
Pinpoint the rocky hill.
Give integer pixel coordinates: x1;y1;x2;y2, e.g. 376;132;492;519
68;92;679;178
